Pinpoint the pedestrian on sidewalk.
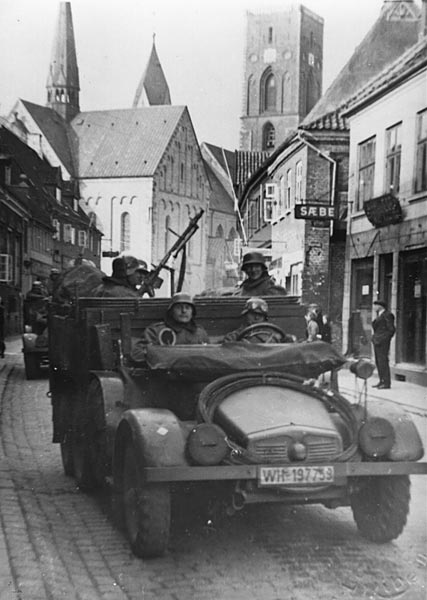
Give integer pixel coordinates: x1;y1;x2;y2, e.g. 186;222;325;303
371;299;395;389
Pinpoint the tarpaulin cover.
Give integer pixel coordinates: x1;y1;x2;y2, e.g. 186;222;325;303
144;341;346;381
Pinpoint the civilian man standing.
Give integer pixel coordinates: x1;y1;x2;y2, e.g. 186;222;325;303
371;300;396;389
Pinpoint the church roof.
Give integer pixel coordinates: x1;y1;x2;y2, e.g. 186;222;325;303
203;143;236;184
302;0;421;127
71;105;185;178
133;41;171;107
21;99;77;176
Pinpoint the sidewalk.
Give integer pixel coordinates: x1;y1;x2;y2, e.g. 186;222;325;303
337;364;427;417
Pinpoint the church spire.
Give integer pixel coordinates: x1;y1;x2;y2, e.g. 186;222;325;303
46;2;80;121
133;36;171;107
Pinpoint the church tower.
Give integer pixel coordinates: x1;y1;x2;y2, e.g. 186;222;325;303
133;37;171;107
240;5;323;152
46;2;80;122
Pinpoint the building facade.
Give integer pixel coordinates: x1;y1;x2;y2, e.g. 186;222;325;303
342;37;427;385
240;5;323;153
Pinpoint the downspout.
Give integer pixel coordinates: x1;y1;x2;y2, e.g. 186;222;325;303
296;131;338;314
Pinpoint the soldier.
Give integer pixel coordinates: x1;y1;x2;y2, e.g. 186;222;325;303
93;255;148;298
234;252;287;297
133;293;209;354
224;297;294;343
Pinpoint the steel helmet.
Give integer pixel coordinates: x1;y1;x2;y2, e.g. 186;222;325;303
241;251;267;272
120;255;148;275
167;292;196;314
241;297;268;316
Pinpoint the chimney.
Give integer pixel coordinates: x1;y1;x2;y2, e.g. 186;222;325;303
421;0;427;39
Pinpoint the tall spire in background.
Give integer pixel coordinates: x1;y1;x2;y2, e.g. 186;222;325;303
133;36;171;107
46;2;80;121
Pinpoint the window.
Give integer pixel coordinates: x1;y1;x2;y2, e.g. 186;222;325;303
286;169;293;210
278;176;285;216
357;136;376;210
385;123;401;194
0;254;12;282
265;74;276;111
262;122;275;150
73;198;79;212
308;53;315;66
215;224;224;238
180;163;184;183
5;165;11;185
295;161;303;202
56;188;62;203
63;223;72;243
120;212;130;252
263;183;276;222
261;69;276;113
248;198;260;232
268;26;273;44
52;219;60;240
415;109;427;192
78;230;88;248
290;262;302;296
88;211;97;228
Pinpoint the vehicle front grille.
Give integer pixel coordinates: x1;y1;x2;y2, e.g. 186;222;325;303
249;434;342;463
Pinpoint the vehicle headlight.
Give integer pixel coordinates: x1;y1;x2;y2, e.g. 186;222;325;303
186;423;228;465
358;417;395;457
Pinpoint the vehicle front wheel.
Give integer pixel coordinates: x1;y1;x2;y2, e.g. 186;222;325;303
122;443;171;558
24;353;41;380
350;475;410;542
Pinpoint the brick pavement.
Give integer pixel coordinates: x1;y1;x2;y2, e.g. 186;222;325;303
0;336;426;599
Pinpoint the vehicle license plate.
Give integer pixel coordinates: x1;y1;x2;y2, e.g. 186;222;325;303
258;465;335;486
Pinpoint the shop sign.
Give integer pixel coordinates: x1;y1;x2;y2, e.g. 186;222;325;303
295;204;335;220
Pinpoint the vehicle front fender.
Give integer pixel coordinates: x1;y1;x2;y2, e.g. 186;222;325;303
366;401;424;461
113;408;189;484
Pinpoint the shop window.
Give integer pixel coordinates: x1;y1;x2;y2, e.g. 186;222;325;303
415;109;427;192
385;123;401;194
357;136;376;210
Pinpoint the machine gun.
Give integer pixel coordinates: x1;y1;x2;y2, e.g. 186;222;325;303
141;209;204;297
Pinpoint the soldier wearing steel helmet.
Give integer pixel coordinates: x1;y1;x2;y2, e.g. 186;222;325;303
224;297;294;343
234;252;287;297
93;255;149;298
136;293;210;348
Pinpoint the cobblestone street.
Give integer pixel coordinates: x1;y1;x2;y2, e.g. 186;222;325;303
0;339;426;600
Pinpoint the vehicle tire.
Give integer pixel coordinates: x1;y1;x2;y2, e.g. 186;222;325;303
24;353;41;380
350;475;410;542
122;442;171;558
60;433;74;477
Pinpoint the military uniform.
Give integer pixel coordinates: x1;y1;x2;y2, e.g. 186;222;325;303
234;251;287;297
93;275;140;298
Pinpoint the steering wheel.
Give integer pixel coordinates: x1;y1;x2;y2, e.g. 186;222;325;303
235;322;289;343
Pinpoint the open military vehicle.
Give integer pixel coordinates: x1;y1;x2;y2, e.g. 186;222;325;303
48;295;427;558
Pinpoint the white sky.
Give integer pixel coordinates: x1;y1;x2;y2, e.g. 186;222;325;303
0;0;394;149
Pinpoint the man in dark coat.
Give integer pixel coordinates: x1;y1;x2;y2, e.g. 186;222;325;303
371;300;396;389
137;293;209;348
234;252;287;297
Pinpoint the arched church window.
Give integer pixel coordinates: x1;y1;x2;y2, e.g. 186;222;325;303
262;122;275;151
260;69;276;113
228;227;237;241
268;27;273;44
120;212;130;252
215;224;224;238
